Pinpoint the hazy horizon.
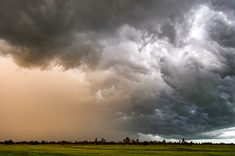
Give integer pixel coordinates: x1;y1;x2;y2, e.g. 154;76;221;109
0;0;234;143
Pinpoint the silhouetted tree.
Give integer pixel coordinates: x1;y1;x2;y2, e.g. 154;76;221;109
95;138;97;145
136;139;139;145
4;140;13;145
29;141;34;145
123;137;131;145
143;141;150;146
41;140;46;144
131;139;136;145
101;138;105;145
61;140;67;145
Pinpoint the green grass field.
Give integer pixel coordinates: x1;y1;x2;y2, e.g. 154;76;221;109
0;144;234;156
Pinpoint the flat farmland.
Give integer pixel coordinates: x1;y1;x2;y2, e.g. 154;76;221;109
0;144;234;156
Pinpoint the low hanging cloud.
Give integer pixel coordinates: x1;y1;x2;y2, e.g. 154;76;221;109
0;0;234;140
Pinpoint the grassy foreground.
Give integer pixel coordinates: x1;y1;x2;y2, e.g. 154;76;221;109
0;144;234;156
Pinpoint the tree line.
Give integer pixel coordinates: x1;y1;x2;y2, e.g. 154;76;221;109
1;137;233;145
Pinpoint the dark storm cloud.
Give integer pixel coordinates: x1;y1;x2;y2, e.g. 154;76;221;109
0;0;234;140
207;1;235;49
0;0;203;68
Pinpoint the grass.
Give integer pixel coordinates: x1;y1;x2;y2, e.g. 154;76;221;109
0;144;234;156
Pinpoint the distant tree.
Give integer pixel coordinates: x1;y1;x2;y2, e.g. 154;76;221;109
109;141;114;145
161;140;166;146
123;139;126;144
131;139;136;145
182;138;185;144
29;141;35;145
41;140;45;144
136;139;139;145
4;140;13;145
143;141;150;146
95;138;97;145
123;137;131;145
153;140;157;145
61;140;67;145
101;138;105;145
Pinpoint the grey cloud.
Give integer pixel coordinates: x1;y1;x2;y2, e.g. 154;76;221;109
0;0;234;141
0;0;204;69
211;0;235;17
97;1;234;139
207;12;235;48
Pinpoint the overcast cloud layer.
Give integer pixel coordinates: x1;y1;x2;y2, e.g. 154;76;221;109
0;0;234;141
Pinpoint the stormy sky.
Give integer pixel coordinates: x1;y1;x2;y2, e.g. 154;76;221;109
0;0;234;142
